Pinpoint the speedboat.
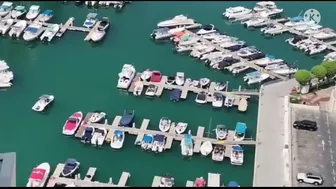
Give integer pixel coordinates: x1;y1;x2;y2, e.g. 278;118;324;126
110;130;125;149
313;28;336;40
272;67;298;75
232;66;249;74
200;141;213;156
8;20;27;38
159;174;175;187
324;52;336;61
141;134;154;151
0;18;14;35
181;131;193;157
0;2;13;17
26;162;50;187
195;91;207;104
152;134;166;153
243;17;268;28
261;24;283;35
145;84;158;97
265;63;288;70
234;122;247;141
215;125;228;140
159;117;171;132
237;46;261;58
91;17;110;42
284;16;306;27
223;6;252;19
166;76;175;85
194;177;207;187
227;181;240;187
117;64;136;89
212;92;224;108
119;110;135;127
26;5;40;20
196;24;217;35
40;24;60;42
39;10;53;22
230;145;244;165
32;95;54;112
285;35;308;47
224;95;234;107
62;112;83;136
150;71;162;82
140;69;152;81
170;89;181;102
157;14;195;28
175;122;188;134
133;81;144;96
243;71;269;85
83;13;98;28
23;22;44;42
254;55;284;66
175;72;185;86
305;44;327;55
190;45;216;59
214;82;226;91
81;126;94;144
200;78;210;88
253;1;277;11
304;26;324;35
212;144;225;162
61;158;80;177
11;5;26;19
91;128;107;147
294;23;321;32
177;35;200;46
150;28;171;40
88;111;106;123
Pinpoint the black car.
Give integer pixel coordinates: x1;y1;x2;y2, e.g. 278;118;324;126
293;120;317;131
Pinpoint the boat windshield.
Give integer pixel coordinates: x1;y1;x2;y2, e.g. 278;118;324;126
68;117;78;122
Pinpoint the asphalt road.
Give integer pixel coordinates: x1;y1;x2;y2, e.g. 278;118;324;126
291;105;336;187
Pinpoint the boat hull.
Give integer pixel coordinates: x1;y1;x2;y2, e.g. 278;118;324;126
26;162;50;187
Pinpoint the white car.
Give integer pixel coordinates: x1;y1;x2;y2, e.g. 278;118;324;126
297;173;323;185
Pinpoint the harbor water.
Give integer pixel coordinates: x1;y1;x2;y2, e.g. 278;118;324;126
0;1;334;186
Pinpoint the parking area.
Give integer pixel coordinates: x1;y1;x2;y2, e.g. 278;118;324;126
291;105;336;187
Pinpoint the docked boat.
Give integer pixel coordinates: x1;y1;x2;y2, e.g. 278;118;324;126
91;128;107;146
215;125;228;140
150;28;171;40
61;158;80;177
133;80;144;96
26;5;40;20
232;65;249;74
170;89;182;102
236;46;261;58
157;14;195;28
253;1;277;11
62;112;83;135
212;144;225;162
214;82;226;91
224;95;234;107
0;70;13;80
195;91;207;104
11;5;26;19
81;126;95;144
304;26;324;35
119;110;135;127
272;67;298;75
75;1;84;6
23;22;44;41
175;122;188;134
313;28;336;40
243;17;268;28
140;69;151;81
261;23;283;35
294;23;321;32
324;52;336;61
150;71;162;82
284;16;306;27
110;130;125;149
227;181;240;187
230;145;244;165
83;13;98;28
265;63;288;70
39;10;53;22
26;162;50;187
0;18;14;35
85;1;97;7
194;177;207;187
234;122;247;141
199;78;210;88
259;8;283;18
0;2;13;17
145;84;158;97
8;20;27;38
285;35;308;47
200;141;213;156
238;98;248;112
181;131;193;157
223;6;252;19
141;134;154;151
88;111;106;123
159;174;175;187
166;76;175;85
175;72;185;86
91;17;110;42
177;35;200;46
212;92;224;108
152;134;166;153
159;117;171;132
196;24;217;35
254;55;284;66
32;94;54;112
40;24;59;42
117;64;136;89
243;71;269;85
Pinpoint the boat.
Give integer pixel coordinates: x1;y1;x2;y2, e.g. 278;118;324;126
196;24;217;35
133;80;144;96
65;183;76;187
227;181;240;187
175;72;185;86
159;117;171;132
261;23;283;35
195;91;207;104
294;23;321;32
117;64;136;89
157;14;195;28
85;1;97;7
88;111;106;123
284;16;306;27
150;71;162;82
152;134;166;153
150;28;171;40
0;18;14;35
214;82;226;91
8;20;27;38
199;78;210;88
211;144;225;161
243;71;269;85
40;24;60;42
234;122;247;141
145;84;158;97
176;35;200;46
166;76;175;85
215;125;228;140
81;126;94;144
61;158;80;177
224;95;234;107
254;55;284;66
26;5;40;20
285;35;308;47
253;1;277;11
324;52;336;61
11;5;26;19
23;22;44;42
259;8;283;18
141;134;154;151
272;67;298;75
190;45;216;58
91;17;110;42
62;112;83;135
159;174;175;187
243;17;268;28
119;110;135;127
232;65;249;74
140;69;152;81
265;63;288;70
181;131;193;157
0;70;13;80
175;122;188;134
230;145;244;165
110;130;125;149
236;46;261;58
170;89;182;102
0;2;13;17
32;94;54;112
200;141;213;156
194;177;207;187
83;13;98;28
39;10;53;22
91;128;107;146
313;28;336;40
212;92;224;108
304;25;324;35
26;162;50;187
223;6;252;19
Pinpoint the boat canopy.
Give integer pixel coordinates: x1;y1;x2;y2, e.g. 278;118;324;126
26;27;38;33
266;55;275;59
290;16;303;22
114;130;123;135
42;10;53;16
14;6;25;11
232;145;244;152
30;5;40;10
154;134;165;142
119;111;135;127
143;135;153;142
170;89;182;100
235;122;247;134
227;181;239;187
87;13;98;19
184;134;192;145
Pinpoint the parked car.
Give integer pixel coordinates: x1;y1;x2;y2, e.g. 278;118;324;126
297;172;323;185
293;120;317;131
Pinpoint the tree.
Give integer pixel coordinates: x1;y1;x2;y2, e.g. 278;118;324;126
321;60;336;79
294;69;311;85
311;65;327;80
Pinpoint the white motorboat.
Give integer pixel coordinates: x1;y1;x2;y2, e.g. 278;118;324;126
0;2;13;17
324;52;336;61
254;55;284;66
88;111;106;123
224;95;234;107
11;5;26;19
284;16;306;27
178;36;200;46
0;18;14;35
117;64;136;89
200;141;213;156
81;126;95;144
190;45;216;58
285;35;308;47
133;80;143;96
200;51;228;61
91;128;107;146
110;130;125;149
0;81;12;88
234;122;247;141
83;13;98;28
91;17;110;42
237;46;261;58
244;72;270;85
253;1;277;11
145;84;157;97
259;8;283;18
141;134;154;151
166;76;175;85
243;17;268;28
214;82;227;91
152;134;166;153
304;26;324;35
196;24;217;35
157;14;195;28
175;122;188;134
32;95;54;112
272;67;298;75
203;33;227;41
261;24;283;35
199;78;210;88
230;145;244;165
305;44;327;55
8;20;27;38
232;65;249;74
23;22;44;41
26;5;40;20
219;40;245;48
223;6;252;19
40;24;59;42
181;131;193;157
195;91;207;104
140;69;152;81
215;125;228;140
294;23;321;32
212;93;224;108
175;72;185;86
0;70;13;81
174;44;197;52
85;1;97;7
39;10;53;22
26;162;50;187
159;174;175;187
296;39;316;50
212;144;225;162
265;63;288;70
159;117;171;132
313;28;336;40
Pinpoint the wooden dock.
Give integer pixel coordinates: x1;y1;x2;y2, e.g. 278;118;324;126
84;21;101;41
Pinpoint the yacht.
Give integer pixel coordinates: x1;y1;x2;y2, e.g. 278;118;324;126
243;71;270;85
23;22;44;41
190;45;216;59
8;20;27;38
91;17;110;42
236;46;261;58
11;5;26;19
324;52;336;61
212;92;224;108
284;16;306;27
26;5;40;20
196;24;217;35
175;72;185;86
211;144;225;162
0;60;9;71
313;28;336;40
254;55;284;66
219;40;245;49
294;23;321;32
243;17;268;28
117;64;136;89
261;23;283;35
233;122;247;141
295;39;315;50
40;24;60;42
259;8;283;18
230;145;244;165
253;1;277;11
195;91;207;104
305;44;327;55
304;26;324;35
265;63;288;70
232;65;249;74
145;84;158;97
224;95;234;107
181;131;193;157
0;18;14;35
285;35;308;47
157;14;195;28
0;2;13;17
83;13;98;28
223;6;252;19
177;36;200;46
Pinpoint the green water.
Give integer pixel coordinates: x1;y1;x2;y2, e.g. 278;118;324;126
0;1;334;187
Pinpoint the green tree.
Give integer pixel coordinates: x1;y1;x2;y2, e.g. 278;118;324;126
294;69;311;85
311;65;327;80
321;60;336;79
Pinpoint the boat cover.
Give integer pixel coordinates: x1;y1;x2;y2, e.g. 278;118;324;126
114;130;123;135
30;5;40;10
87;13;98;19
290;16;303;22
26;27;38;33
85;127;93;132
119;112;134;127
143;135;153;142
235;122;247;134
170;89;182;100
42;10;53;15
15;6;25;10
232;145;244;152
184;134;192;145
227;181;239;187
154;135;165;142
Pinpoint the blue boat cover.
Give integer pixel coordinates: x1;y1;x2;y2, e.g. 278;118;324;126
42;10;53;15
290;16;303;22
266;55;275;59
143;135;153;142
170;89;181;100
119;112;134;127
87;13;98;19
232;145;244;152
227;181;239;187
26;27;38;33
114;130;123;135
154;135;165;142
235;122;247;134
184;134;192;145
